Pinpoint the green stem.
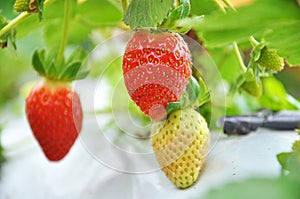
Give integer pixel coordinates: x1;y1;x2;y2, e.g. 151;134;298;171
249;36;259;47
233;41;247;72
0;13;29;37
0;0;56;38
55;0;72;67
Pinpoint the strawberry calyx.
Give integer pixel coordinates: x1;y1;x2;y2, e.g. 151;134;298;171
250;38;284;73
124;0;191;30
32;48;89;82
166;75;200;115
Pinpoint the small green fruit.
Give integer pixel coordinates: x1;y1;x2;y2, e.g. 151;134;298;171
256;47;284;72
241;78;263;98
14;0;37;13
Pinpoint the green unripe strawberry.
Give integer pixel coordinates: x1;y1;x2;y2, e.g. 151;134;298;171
14;0;37;13
256;47;284;72
241;78;263;98
151;108;210;188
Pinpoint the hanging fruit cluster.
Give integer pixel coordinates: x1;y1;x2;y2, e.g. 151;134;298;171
122;0;210;188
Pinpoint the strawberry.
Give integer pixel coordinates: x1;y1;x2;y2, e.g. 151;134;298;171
25;79;83;161
122;30;192;121
14;0;37;13
151;108;210;188
256;47;284;72
241;78;263;98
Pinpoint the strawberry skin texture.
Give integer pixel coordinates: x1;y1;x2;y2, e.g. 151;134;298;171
151;109;210;188
25;80;83;161
257;47;284;72
14;0;37;13
122;30;192;121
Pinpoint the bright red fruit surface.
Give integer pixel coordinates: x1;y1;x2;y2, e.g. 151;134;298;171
122;30;192;121
25;80;83;161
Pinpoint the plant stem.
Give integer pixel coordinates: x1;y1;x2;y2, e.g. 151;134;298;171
0;0;56;38
233;41;247;72
0;13;29;37
55;0;72;67
249;36;259;47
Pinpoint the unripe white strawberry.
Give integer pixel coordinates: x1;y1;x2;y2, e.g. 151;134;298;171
151;108;210;188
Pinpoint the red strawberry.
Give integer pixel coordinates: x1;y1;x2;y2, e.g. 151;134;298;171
25;79;83;161
122;30;192;121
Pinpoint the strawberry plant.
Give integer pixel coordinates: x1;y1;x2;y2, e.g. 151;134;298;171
0;0;299;195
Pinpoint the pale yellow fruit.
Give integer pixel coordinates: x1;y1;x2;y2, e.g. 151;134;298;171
151;109;210;188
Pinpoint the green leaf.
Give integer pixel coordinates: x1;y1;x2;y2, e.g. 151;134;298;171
47;61;58;80
179;0;191;19
0;15;16;49
190;0;218;15
36;0;46;21
188;75;200;103
76;70;89;80
251;42;266;61
166;102;182;115
60;61;81;81
123;0;174;29
66;48;87;65
192;68;210;106
259;77;300;111
292;140;300;151
32;49;46;76
162;5;184;28
77;0;122;24
265;23;300;66
204;177;300;199
161;0;191;29
277;152;292;171
195;0;300;66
